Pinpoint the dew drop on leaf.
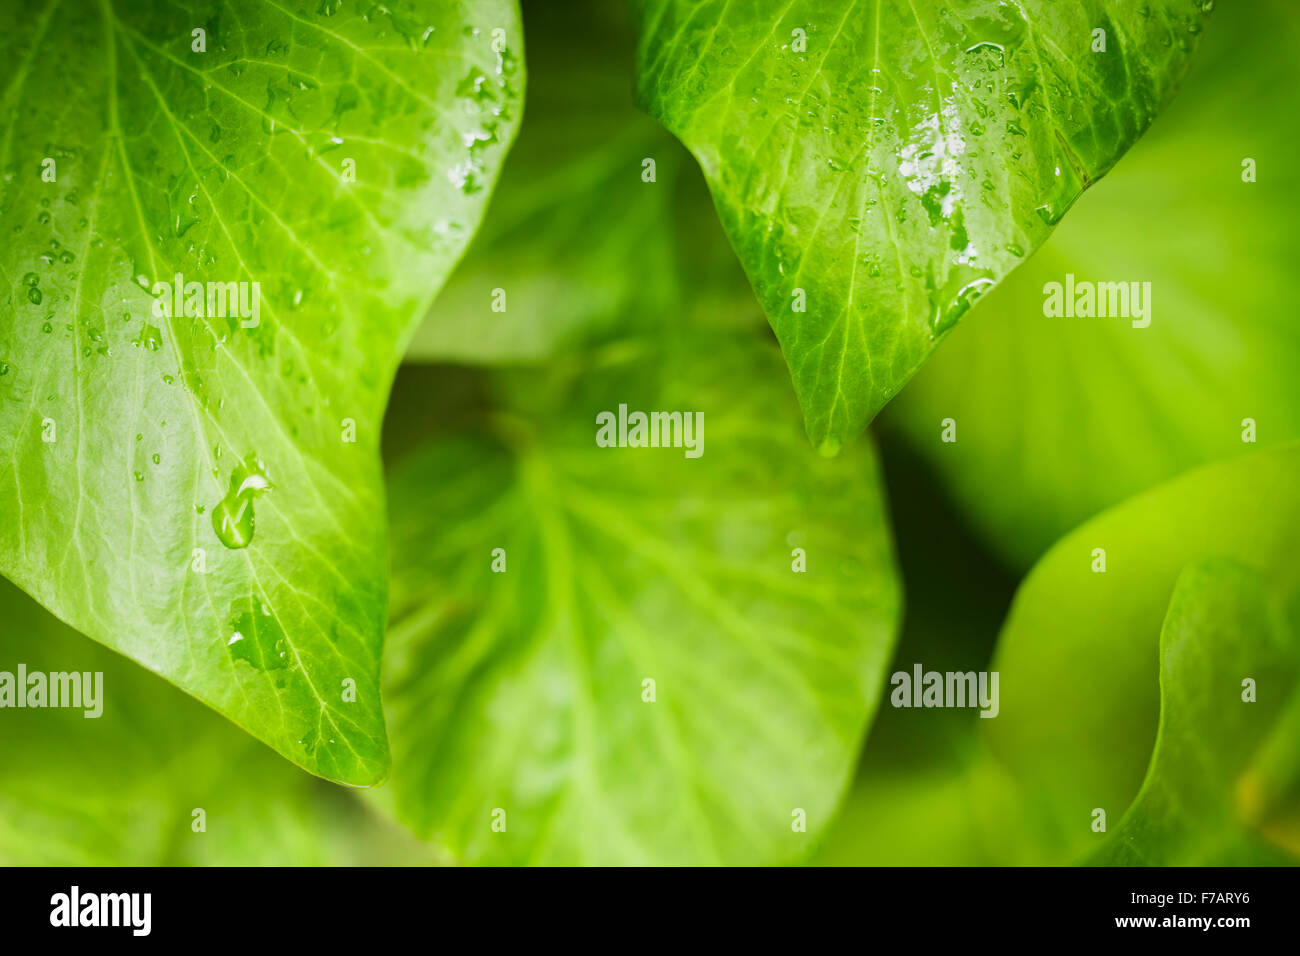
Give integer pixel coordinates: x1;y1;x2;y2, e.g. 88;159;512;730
211;454;272;549
226;600;290;670
133;323;162;351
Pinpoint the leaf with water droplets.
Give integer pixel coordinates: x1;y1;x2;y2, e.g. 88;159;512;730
0;0;525;785
633;0;1211;451
888;0;1300;570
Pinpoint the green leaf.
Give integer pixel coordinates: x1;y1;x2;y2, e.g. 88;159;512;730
633;0;1209;451
887;0;1300;568
0;578;436;865
1089;559;1299;865
405;0;758;365
380;333;901;864
987;445;1300;863
0;1;523;783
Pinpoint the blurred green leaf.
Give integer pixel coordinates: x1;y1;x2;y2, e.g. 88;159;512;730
379;333;900;864
813;749;1056;866
887;0;1300;568
0;0;525;784
809;436;1051;865
0;579;436;866
988;444;1300;863
633;0;1208;451
1090;558;1299;865
406;0;758;364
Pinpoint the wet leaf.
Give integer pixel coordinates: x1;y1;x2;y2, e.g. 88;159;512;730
0;0;524;784
633;0;1209;450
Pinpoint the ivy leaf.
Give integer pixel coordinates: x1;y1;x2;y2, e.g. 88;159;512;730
0;578;435;865
379;334;900;864
1090;559;1299;865
0;0;523;784
987;445;1300;863
405;0;758;365
887;0;1300;568
633;0;1209;451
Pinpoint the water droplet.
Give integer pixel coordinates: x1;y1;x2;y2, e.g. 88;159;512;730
27;287;42;304
933;276;997;334
1035;203;1064;225
226;600;290;670
455;68;494;103
174;211;199;237
965;41;1005;69
211;454;272;549
133;323;163;351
